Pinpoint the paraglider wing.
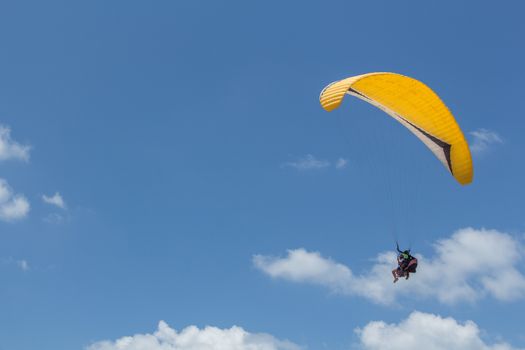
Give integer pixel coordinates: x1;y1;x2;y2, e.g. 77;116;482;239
319;72;473;185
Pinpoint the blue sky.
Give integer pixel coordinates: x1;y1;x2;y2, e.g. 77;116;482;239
1;1;524;349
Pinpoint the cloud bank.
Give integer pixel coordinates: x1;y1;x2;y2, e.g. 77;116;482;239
85;314;522;350
254;228;525;305
0;179;30;221
356;311;522;350
0;125;30;162
86;321;300;350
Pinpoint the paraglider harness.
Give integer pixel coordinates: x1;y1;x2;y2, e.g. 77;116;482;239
396;243;418;276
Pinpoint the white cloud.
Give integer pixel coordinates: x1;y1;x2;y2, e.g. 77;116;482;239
254;228;525;305
0;179;30;221
356;311;522;350
254;249;353;293
469;129;503;154
42;192;66;209
283;154;330;170
335;158;348;169
17;260;29;271
0;125;30;162
86;321;301;350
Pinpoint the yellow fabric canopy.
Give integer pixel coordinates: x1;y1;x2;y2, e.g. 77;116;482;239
320;72;473;185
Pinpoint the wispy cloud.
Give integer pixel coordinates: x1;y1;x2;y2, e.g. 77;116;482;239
283;155;348;170
17;260;29;271
356;311;522;350
469;129;503;154
2;257;31;272
0;125;30;162
283;154;330;170
335;157;348;169
86;321;301;350
254;228;525;305
0;179;30;222
43;213;66;224
42;192;66;209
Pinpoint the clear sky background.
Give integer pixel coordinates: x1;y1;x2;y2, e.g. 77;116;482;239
1;1;524;349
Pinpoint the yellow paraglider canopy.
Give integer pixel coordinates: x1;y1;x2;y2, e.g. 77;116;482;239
320;72;473;185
